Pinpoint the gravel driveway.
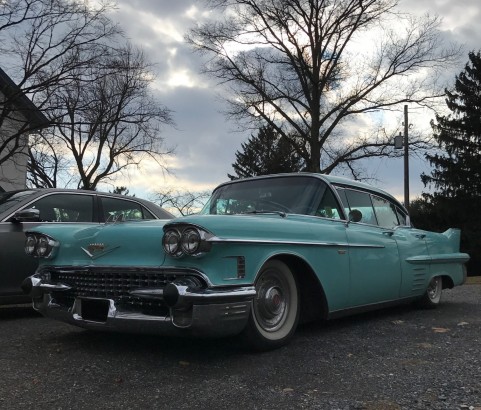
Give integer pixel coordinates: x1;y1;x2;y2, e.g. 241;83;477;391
0;284;480;410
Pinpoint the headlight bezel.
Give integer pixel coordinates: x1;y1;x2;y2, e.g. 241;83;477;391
163;225;212;258
180;228;201;255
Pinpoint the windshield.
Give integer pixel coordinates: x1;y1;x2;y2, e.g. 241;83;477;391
0;190;38;215
201;176;325;216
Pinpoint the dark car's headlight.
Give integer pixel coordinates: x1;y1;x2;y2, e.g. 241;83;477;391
25;233;59;259
163;225;212;258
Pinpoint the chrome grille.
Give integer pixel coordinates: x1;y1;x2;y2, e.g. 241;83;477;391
46;267;204;315
51;270;171;298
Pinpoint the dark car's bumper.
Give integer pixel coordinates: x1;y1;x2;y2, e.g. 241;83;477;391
23;267;256;338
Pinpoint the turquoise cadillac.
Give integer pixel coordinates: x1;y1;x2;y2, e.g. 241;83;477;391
22;174;469;350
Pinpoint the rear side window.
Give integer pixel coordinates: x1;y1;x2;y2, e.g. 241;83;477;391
30;194;94;222
371;196;399;228
337;187;406;228
100;197;155;221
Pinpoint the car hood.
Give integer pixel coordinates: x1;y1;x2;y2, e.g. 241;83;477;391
29;220;169;267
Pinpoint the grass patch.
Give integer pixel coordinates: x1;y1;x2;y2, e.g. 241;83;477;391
466;276;481;284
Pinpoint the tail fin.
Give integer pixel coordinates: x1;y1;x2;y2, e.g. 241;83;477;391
442;228;461;251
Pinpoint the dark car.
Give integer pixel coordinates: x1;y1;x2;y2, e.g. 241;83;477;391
0;188;173;304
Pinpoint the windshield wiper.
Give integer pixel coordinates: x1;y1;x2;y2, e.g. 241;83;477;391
242;210;287;218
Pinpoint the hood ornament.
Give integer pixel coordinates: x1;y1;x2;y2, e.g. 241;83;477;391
81;243;119;259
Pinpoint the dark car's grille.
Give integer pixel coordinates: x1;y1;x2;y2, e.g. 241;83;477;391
45;267;204;315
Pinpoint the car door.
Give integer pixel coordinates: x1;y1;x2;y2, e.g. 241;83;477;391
338;188;402;307
0;193;95;300
311;185;351;311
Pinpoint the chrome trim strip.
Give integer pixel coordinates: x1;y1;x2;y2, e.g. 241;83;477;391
38;283;72;291
129;288;164;299
172;285;256;304
208;237;384;249
406;253;470;265
80;245;120;260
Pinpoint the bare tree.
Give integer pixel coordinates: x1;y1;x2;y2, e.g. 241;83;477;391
187;0;461;177
26;133;65;188
155;188;211;216
0;0;121;169
28;45;174;190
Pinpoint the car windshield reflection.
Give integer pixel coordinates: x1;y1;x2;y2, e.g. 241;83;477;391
201;176;324;216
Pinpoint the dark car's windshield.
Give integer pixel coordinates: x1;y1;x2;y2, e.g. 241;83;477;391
201;176;326;216
0;190;38;215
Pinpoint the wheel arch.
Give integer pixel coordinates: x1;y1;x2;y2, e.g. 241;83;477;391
428;271;455;290
263;253;329;323
440;274;454;289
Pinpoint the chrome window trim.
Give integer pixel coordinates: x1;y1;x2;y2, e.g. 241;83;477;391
334;185;411;228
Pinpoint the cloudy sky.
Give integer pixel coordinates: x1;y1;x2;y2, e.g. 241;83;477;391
105;0;481;202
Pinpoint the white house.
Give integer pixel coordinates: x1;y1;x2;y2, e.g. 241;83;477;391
0;67;49;192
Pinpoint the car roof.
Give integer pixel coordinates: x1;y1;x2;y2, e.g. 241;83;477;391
216;173;407;213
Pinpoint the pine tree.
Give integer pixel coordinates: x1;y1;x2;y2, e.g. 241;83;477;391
422;51;481;197
418;51;481;275
228;126;304;180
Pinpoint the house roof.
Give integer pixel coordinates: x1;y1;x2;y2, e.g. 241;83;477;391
0;67;49;130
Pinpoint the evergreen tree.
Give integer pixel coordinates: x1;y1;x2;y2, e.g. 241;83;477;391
419;51;481;275
422;51;481;197
228;126;304;180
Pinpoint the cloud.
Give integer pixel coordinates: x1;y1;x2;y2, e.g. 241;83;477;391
105;0;481;202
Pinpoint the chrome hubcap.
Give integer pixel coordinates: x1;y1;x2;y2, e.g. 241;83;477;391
427;277;441;300
255;272;289;332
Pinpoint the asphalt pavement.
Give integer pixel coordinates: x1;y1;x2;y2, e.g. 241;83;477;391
0;283;480;410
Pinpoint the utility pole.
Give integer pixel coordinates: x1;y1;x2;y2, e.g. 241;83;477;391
403;105;409;212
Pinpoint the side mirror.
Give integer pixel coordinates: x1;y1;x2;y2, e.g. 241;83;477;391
348;209;362;223
12;208;41;223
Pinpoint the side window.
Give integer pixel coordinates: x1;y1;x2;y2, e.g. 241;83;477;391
100;197;155;221
371;196;399;228
30;194;94;222
316;188;343;219
335;188;350;219
343;189;377;225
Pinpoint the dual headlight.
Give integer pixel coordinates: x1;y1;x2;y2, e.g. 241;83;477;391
25;233;59;259
162;225;212;258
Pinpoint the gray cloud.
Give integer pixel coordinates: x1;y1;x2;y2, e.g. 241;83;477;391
107;0;481;198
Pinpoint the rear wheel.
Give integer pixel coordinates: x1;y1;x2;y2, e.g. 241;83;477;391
418;276;442;308
242;260;299;351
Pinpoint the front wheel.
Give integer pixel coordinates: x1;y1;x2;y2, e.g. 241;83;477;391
417;276;443;309
242;260;299;351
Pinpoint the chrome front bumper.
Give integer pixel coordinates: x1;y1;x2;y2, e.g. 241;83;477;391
24;272;256;338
